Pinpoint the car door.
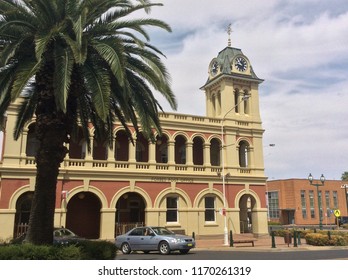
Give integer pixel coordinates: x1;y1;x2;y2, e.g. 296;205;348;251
126;228;144;250
140;228;158;251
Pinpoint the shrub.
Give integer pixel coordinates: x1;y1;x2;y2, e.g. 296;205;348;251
78;240;117;260
305;233;348;246
0;240;117;260
0;244;80;260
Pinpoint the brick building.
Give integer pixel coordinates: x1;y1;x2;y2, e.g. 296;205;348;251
0;40;269;241
267;179;348;226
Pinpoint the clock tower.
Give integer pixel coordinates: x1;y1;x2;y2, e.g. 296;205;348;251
201;33;263;122
200;29;268;236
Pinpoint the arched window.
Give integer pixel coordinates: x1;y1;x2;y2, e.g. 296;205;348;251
136;133;149;162
156;135;168;163
239;141;249;167
234;89;240;113
93;139;108;160
212;94;216;117
216;92;221;116
243;90;249;114
175;135;186;164
193;136;204;165
26;124;40;157
115;130;129;161
69;128;86;159
210;138;221;166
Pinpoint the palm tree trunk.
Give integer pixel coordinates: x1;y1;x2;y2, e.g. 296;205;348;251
25;65;68;245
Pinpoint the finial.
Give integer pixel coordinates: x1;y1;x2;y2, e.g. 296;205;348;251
227;24;232;47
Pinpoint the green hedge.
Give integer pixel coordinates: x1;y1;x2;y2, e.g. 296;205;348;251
0;240;117;260
305;233;348;246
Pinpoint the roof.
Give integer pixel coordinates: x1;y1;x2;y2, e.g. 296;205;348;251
201;46;263;89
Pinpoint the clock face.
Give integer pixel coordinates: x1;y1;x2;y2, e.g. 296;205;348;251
235;57;248;72
210;61;219;76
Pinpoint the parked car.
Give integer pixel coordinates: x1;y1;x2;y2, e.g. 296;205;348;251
115;226;195;255
12;227;84;245
53;228;84;245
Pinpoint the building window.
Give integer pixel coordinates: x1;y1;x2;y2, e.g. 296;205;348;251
268;191;279;218
166;197;178;222
318;190;323;219
204;197;215;222
333;191;338;209
238;141;249;168
210;138;221;166
26;124;40;157
309;190;315;218
234;89;239;113
325;191;331;217
301;190;307;219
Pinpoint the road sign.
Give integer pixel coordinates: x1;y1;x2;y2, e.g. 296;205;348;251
334;209;341;217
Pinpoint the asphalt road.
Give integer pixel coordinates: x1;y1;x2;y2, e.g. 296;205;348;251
115;249;348;260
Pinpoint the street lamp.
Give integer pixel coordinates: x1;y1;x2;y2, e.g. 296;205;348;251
308;173;325;230
220;94;250;245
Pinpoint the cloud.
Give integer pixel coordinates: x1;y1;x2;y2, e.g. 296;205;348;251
144;0;348;180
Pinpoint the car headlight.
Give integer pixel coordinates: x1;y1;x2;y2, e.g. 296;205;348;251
170;238;185;243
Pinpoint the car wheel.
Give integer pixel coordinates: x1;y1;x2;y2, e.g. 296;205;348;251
179;249;190;254
158;241;170;255
121;242;131;254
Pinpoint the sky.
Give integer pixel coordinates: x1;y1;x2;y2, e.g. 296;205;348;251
140;0;348;181
1;0;347;181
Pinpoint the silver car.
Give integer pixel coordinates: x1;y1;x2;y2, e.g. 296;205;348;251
115;226;195;255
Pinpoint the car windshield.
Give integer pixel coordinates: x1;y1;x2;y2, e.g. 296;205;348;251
54;229;77;237
151;227;175;236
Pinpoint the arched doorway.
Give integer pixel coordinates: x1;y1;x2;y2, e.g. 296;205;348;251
115;192;146;235
66;192;101;239
14;192;34;238
238;194;257;233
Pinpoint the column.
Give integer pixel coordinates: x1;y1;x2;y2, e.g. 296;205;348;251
203;142;211;168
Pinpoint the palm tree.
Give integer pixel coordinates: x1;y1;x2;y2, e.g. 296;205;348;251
0;0;177;245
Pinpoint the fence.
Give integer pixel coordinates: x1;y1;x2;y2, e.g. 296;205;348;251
14;223;29;238
115;222;144;237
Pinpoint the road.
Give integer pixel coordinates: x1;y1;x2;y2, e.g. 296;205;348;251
115;249;348;260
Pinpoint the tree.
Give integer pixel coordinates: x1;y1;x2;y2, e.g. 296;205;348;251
341;172;348;181
0;0;176;245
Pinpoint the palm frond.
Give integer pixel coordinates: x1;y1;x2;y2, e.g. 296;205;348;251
90;38;125;85
10;59;41;101
14;86;38;140
82;59;111;121
54;45;74;113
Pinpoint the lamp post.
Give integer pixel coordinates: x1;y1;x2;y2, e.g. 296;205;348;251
221;94;250;245
308;173;325;230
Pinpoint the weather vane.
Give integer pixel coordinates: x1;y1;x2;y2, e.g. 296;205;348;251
227;24;232;47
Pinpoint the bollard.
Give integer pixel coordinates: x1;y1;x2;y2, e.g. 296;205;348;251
271;231;276;248
293;230;297;247
229;230;234;247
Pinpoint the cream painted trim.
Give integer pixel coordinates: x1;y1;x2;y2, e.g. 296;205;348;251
109;186;152;209
9;185;32;209
171;131;190;141
193;188;224;208
154;187;192;208
63;185;108;210
234;188;261;209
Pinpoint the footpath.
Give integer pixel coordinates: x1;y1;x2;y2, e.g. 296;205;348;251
194;235;348;252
